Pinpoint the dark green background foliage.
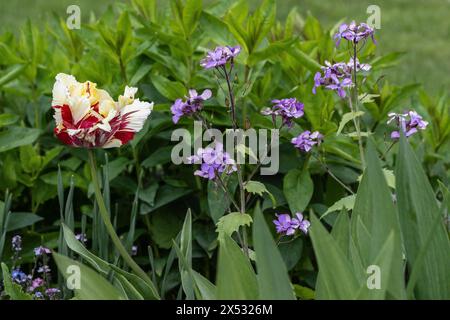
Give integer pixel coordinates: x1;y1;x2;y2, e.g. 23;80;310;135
0;0;449;300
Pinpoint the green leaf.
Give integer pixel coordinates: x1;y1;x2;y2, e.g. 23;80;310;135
62;224;160;299
216;212;252;241
337;111;364;135
216;234;258;299
294;284;315;300
7;212;43;231
253;203;295;299
357;169;395;189
321;195;356;219
283;168;313;213
0;127;40;153
351;140;406;299
1;263;33;300
310;214;360;299
0;114;19;127
0;64;28;88
244;181;276;207
151;74;185;100
208;175;238;222
182;0;203;36
53;252;125;300
395;135;450;299
289;47;321;72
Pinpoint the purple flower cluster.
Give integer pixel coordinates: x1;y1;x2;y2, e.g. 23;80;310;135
291;131;323;153
313;59;371;98
334;21;376;47
171;89;212;124
34;246;51;257
273;213;310;236
200;46;241;69
261;98;304;127
387;110;428;139
187;142;237;180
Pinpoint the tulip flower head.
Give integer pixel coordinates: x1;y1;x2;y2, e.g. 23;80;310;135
52;73;153;148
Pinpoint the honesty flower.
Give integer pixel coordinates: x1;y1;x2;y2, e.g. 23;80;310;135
334;21;376;47
313;59;371;98
261;98;304;128
200;46;241;69
37;265;51;274
273;212;310;236
187;142;237;180
387;110;428;139
52;73;153;148
171;89;212;124
291;131;323;153
34;246;51;256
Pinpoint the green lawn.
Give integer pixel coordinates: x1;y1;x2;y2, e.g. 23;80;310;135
0;0;448;93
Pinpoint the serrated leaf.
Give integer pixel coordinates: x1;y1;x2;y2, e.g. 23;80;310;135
337;111;364;135
244;181;276;207
216;212;252;241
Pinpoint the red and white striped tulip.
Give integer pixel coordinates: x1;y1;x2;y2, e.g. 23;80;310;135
51;73;153;148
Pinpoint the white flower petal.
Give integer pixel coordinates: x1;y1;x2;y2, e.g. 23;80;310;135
120;100;153;132
69;96;91;124
103;138;123;149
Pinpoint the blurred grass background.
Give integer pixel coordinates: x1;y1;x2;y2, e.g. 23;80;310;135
0;0;448;93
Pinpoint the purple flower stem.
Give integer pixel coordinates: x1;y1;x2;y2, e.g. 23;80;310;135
348;44;366;168
221;65;248;257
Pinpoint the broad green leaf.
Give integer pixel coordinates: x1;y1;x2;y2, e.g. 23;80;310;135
216;212;252;241
357;169;396;189
310;214;360;299
289;47;321;72
395;135;450;299
253;203;295;300
351;140;405;299
321;195;356;218
0;127;40;153
0;114;19;127
1;263;33;300
0;64;28;88
337;111;364;135
283;168;313;213
7;212;43;231
216;234;258;299
192;270;216;300
151;74;185;100
53;252;124;300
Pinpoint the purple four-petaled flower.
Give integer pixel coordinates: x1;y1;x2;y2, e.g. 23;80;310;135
334;21;376;47
291;130;323;153
200;46;241;69
187;142;237;180
387;110;428;139
33;246;51;257
261;98;305;128
171;89;212;124
273;212;310;236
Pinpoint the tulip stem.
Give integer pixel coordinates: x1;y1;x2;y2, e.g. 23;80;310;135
87;149;151;284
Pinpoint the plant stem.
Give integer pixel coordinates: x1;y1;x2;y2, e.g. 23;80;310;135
87;149;151;284
351;44;366;169
313;153;354;195
222;64;248;256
